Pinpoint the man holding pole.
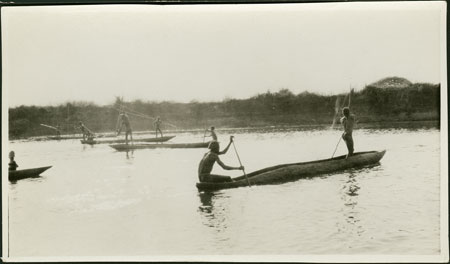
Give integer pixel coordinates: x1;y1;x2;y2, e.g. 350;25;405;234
117;111;133;144
154;116;163;138
78;121;94;140
198;136;243;183
204;126;218;141
340;107;355;158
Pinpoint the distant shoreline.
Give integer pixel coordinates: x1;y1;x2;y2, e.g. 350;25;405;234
8;78;440;139
9;119;439;141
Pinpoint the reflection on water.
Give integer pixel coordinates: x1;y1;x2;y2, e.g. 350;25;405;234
81;144;94;151
6;126;441;256
198;192;229;232
342;171;363;234
9;175;45;185
125;150;134;160
335;170;365;250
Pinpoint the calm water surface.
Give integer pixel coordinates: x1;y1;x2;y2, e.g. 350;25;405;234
7;127;441;257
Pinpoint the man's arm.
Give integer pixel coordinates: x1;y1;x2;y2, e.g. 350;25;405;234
86;126;95;136
216;157;243;171
218;136;234;155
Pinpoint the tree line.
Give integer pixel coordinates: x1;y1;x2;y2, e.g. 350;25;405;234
8;81;440;138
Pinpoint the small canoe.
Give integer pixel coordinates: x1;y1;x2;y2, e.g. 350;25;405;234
110;142;209;151
81;135;176;145
9;166;52;181
196;150;386;192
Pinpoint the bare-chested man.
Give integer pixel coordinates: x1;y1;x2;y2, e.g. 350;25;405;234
205;126;218;141
117;111;133;144
340;107;356;158
198;136;243;183
154;116;163;138
79;121;94;140
9;151;18;171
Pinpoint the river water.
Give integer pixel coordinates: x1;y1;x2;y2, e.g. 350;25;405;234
5;126;442;259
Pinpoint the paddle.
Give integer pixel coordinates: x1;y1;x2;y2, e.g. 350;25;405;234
203;128;207;142
331;134;343;158
231;137;251;187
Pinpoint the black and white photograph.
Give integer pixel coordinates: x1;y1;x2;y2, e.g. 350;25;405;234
1;1;448;262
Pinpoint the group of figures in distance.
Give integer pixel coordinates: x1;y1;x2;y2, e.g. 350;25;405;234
10;89;386;192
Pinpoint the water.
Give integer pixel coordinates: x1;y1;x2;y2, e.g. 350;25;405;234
6;126;441;258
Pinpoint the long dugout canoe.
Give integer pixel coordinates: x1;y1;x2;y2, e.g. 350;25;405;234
47;136;83;140
45;134;112;140
110;142;210;151
196;150;386;192
81;135;175;145
9;166;52;181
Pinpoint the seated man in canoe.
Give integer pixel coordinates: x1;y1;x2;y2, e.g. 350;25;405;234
153;116;163;138
204;126;218;141
78;121;94;140
9;151;18;171
198;137;243;183
116;111;133;144
340;107;355;158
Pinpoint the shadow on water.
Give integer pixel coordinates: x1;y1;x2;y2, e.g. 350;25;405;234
197;192;229;232
9;175;45;185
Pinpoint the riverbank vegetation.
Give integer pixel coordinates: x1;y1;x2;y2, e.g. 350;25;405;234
9;77;440;138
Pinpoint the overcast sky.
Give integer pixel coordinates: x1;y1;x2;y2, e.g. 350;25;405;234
2;2;445;107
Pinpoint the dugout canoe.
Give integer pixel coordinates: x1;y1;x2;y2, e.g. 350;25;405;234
47;136;82;140
196;150;386;192
9;166;52;181
110;142;209;151
81;135;175;145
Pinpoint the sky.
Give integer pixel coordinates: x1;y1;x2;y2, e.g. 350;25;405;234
2;2;445;107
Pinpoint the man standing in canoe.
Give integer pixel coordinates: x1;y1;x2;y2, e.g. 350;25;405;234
117;111;133;144
9;151;18;171
204;126;218;141
198;136;244;183
78;121;94;140
154;116;163;138
340;107;355;158
55;125;61;137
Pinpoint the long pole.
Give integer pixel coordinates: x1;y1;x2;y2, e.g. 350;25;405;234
40;124;58;130
114;106;178;129
232;141;251;187
203;129;207;142
331;134;343;159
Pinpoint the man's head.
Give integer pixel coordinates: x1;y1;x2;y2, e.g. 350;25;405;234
9;151;15;159
342;107;350;117
78;121;82;125
208;140;220;153
211;126;215;131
